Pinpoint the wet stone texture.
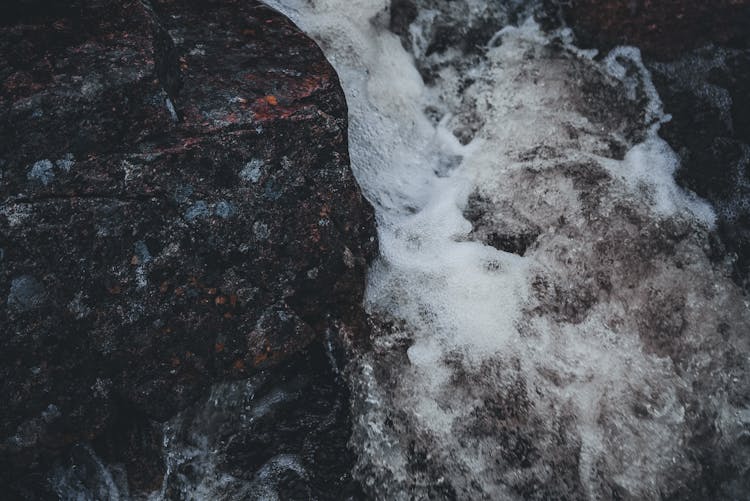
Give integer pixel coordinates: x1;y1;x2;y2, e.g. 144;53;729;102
557;0;750;288
555;0;750;59
0;0;376;498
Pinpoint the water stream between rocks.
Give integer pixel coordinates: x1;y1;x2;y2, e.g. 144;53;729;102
264;1;750;499
52;1;750;499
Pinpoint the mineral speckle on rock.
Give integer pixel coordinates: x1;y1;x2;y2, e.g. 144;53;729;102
27;159;55;185
7;275;46;312
240;158;264;183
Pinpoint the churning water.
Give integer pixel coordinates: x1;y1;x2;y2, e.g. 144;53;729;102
264;1;750;499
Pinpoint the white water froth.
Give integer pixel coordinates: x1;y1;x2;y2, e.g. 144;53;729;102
267;1;748;499
49;379;309;501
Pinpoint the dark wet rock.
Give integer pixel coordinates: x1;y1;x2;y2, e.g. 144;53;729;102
0;0;376;497
166;345;364;500
49;346;364;500
649;49;750;288
388;0;541;83
555;0;750;59
557;1;750;288
465;192;542;257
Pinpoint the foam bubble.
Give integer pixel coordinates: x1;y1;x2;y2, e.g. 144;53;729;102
602;134;716;225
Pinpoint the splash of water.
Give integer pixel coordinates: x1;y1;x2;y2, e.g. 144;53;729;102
265;1;750;499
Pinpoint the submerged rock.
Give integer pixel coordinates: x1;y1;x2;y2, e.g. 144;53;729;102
0;0;376;497
558;0;750;289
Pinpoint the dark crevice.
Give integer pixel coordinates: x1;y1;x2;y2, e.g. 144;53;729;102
6;192;161;205
484;231;541;256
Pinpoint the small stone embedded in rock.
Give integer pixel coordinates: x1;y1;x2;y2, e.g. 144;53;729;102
7;275;46;312
174;184;194;203
253;220;270;240
55;154;75;172
184;200;210;221
27;159;54;185
240;159;264;183
214;200;234;218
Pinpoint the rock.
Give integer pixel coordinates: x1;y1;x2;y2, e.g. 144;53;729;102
649;48;750;288
0;0;376;496
555;0;750;59
557;1;750;288
49;346;364;500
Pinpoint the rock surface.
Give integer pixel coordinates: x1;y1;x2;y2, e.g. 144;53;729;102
556;0;750;59
0;0;376;497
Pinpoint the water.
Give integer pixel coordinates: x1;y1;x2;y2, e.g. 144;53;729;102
263;1;750;499
50;346;362;500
